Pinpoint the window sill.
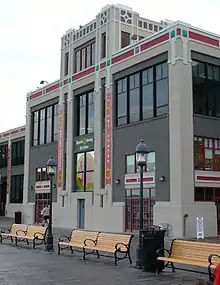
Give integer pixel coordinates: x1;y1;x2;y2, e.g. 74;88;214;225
194;113;220;121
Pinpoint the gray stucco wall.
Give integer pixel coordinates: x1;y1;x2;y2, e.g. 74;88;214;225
194;115;220;138
28;142;58;202
113;116;170;203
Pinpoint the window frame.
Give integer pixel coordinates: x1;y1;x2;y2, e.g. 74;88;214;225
10;174;24;204
194;187;220;202
74;40;95;73
125;152;156;174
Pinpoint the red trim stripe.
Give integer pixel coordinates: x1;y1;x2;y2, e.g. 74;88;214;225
141;33;169;52
3;133;9;137
197;176;220;181
112;49;134;64
72;66;95;81
30;91;43;100
189;31;219;47
126;178;137;183
100;62;106;69
20;127;25;132
10;130;18;135
64;79;68;85
46;83;60;93
138;177;154;182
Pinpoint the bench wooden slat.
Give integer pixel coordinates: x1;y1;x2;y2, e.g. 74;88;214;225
61;230;99;248
1;224;28;237
16;225;47;240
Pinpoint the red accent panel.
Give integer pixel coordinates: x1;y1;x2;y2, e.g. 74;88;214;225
36;185;41;189
177;28;181;35
30;91;43;100
46;83;60;93
20;127;25;132
126;178;137;183
57;108;63;189
189;31;219;47
112;49;134;64
197;176;220;181
105;93;112;185
137;177;154;182
100;62;106;69
64;79;68;85
3;133;9;137
10;130;18;135
72;66;95;81
141;33;169;52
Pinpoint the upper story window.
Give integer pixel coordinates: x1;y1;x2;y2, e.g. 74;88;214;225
121;31;130;48
64;52;69;76
74;41;95;73
11;140;25;166
0;144;8;168
116;62;168;127
101;32;106;59
125;152;156;173
32;103;59;147
36;167;48;182
10;175;24;204
192;60;220;118
77;91;94;136
194;136;220;171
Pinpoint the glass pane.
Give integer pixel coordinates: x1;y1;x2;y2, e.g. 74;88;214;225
142;83;153;119
205;187;213;201
79;104;86;135
85;171;94;191
129;87;140;122
195;187;204;201
156;78;168;116
126;155;135;173
205;149;213;170
209;139;213;148
53;104;59;141
39;109;45;145
76;153;85;191
156;64;162;81
215;150;220;171
76;172;85;191
147;152;155;171
88;92;94;133
194;140;204;169
132;190;139;197
86;151;94;171
76;153;85;172
162;62;168;78
117;92;127;125
198;62;205;78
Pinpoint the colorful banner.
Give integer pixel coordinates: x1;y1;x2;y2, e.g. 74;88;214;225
57;108;63;189
105;93;112;185
6;145;11;194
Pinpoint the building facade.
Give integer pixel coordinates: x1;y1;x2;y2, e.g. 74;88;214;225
9;4;220;238
0;126;25;217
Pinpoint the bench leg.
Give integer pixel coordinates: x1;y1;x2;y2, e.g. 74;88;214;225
171;262;175;272
33;240;36;249
26;239;29;245
0;234;2;244
83;247;86;260
208;265;213;282
10;236;13;243
15;237;18;246
96;250;100;258
127;250;132;265
114;252;118;266
58;244;61;255
70;246;73;254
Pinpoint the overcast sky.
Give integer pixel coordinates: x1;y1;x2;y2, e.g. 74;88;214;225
0;0;219;132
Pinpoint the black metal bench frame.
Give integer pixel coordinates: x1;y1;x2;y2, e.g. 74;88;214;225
14;228;47;249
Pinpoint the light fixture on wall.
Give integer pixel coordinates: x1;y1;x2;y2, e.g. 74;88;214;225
115;179;120;184
29;185;33;191
159;176;165;182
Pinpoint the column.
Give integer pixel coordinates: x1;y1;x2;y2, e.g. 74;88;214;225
5;137;11;207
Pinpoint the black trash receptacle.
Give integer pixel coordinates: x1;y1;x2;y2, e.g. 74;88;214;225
15;211;22;224
141;226;166;273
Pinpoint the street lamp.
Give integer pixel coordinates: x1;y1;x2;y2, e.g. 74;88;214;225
45;156;57;251
135;139;149;269
40;80;49;85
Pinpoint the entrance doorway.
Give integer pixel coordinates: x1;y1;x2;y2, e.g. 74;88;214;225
0;178;7;216
125;188;155;232
35;193;50;224
78;199;85;229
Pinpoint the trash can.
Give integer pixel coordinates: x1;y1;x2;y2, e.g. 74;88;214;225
141;226;166;273
15;211;22;224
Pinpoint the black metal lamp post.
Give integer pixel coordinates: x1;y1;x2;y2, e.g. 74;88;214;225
45;156;57;252
135;139;149;269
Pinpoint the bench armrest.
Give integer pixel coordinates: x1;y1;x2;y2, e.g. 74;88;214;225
16;229;27;236
34;232;45;239
84;238;96;247
58;235;70;243
0;228;10;234
208;254;220;264
115;242;128;251
156;248;171;257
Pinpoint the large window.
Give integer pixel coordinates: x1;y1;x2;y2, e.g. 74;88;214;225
0;144;8;168
11;140;25;166
121;31;130;48
125;152;156;173
195;187;220;201
10;175;24;203
116;62;168;126
77;91;94;136
74;41;95;73
194;136;220;171
31;103;59;146
64;52;69;76
75;151;94;191
36;167;48;181
192;60;220;117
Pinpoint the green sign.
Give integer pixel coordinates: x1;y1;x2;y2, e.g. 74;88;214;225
74;134;94;153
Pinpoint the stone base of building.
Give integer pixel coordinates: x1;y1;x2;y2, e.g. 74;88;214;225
153;201;217;238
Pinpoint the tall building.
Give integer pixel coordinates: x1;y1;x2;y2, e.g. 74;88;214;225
3;4;220;238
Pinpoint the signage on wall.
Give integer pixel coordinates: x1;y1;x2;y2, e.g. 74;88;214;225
74;134;94;153
6;145;11;194
196;216;204;239
57;108;63;190
105;93;112;185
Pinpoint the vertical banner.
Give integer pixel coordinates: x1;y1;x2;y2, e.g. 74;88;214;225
105;93;112;185
57;108;63;190
6;142;11;194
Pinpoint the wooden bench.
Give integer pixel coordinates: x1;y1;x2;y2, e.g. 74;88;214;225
15;225;47;249
58;229;99;255
0;224;28;243
83;232;133;265
157;239;220;281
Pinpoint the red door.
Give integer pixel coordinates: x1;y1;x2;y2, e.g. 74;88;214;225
35;193;50;224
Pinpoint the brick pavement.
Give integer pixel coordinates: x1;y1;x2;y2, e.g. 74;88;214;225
0;217;211;284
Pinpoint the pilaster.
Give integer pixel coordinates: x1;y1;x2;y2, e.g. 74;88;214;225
6;137;11;206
